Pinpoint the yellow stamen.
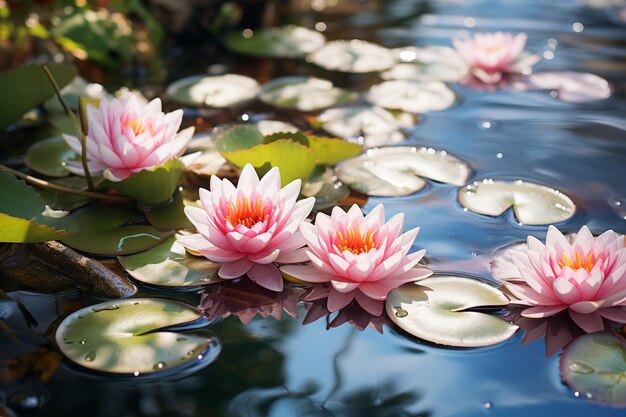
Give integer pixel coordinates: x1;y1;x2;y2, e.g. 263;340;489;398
558;251;595;272
225;197;267;228
336;227;377;254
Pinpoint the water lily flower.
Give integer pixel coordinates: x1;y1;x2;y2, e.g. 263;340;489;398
281;204;432;316
63;92;194;181
492;225;626;333
178;164;315;292
453;32;540;84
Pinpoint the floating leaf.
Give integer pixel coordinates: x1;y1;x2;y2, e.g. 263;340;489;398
306;136;362;165
225;25;325;58
24;136;77;177
118;236;221;287
259;77;355;111
301;167;351;210
55;298;219;375
561;332;626;405
213;125;264;153
383;46;468;82
458;179;576;225
0;171;78;243
307;40;395;73
166;74;260;108
144;190;192;231
336;146;471;196
37;176;89;211
0;63;76;130
61;205;172;255
519;71;611;103
43;76;106;114
318;106;417;148
386;276;518;347
367;80;457;113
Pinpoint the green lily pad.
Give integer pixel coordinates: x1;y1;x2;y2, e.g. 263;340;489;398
0;63;76;130
61;205;172;255
336;146;471;196
306;136;362;165
144;190;193;231
118;236;222;287
259;76;355;111
166;74;260;108
307;40;395;73
213;125;264;153
225;25;325;58
386;275;518;347
55;298;218;375
458;179;576;225
0;171;78;243
37;176;90;211
561;332;626;405
25;136;77;177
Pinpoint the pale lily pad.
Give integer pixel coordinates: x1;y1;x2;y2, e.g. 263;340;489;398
458;179;576;225
386;276;518;347
25;136;77;177
256;120;299;136
336;146;471;196
55;298;218;375
520;71;611;103
367;80;457;113
118;236;221;287
259;77;355;112
383;46;468;82
561;332;626;405
307;40;396;73
43;76;107;113
61;205;172;255
225;25;325;58
317;106;417;148
166;74;260;108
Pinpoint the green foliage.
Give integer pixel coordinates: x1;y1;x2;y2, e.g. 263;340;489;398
144;190;193;231
225;25;325;58
24;136;76;178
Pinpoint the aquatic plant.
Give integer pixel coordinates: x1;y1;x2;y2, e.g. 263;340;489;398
281;204;432;316
178;164;315;291
492;225;626;332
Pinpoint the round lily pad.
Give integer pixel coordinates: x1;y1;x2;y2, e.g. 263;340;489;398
166;74;260;108
336;146;471;196
259;76;355;112
386;276;518;347
118;236;222;287
55;298;218;375
458;179;576;225
367;80;457;113
307;40;396;73
520;71;611;103
225;25;325;58
25;136;78;178
561;332;626;405
383;46;468;82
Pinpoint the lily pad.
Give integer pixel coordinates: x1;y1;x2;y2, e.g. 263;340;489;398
561;332;626;405
0;171;78;243
118;236;221;287
386;276;518;347
259;77;355;111
317;106;417;148
166;74;260;108
383;46;468;82
144;190;193;231
307;40;395;73
336;146;471;196
43;76;107;114
367;80;457;113
458;179;576;225
306;136;362;165
37;176;90;211
25;136;78;177
520;71;611;103
61;205;172;255
55;298;218;375
301;167;351;210
225;25;325;58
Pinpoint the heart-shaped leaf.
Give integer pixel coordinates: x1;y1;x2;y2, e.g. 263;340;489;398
118;236;222;287
307;40;395;73
386;275;518;347
55;298;219;375
61;205;172;255
259;76;355;111
166;74;260;108
336;146;471;196
561;332;626;405
367;80;457;113
25;136;77;177
225;25;325;58
458;179;576;225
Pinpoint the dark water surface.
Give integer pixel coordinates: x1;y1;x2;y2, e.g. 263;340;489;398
2;0;626;416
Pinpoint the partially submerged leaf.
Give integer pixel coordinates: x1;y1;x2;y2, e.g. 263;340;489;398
386;276;518;347
367;80;457;113
225;25;325;58
25;136;77;177
519;71;611;103
259;76;355;111
307;40;395;73
336;146;471;196
458;179;576;225
55;298;219;374
166;74;260;108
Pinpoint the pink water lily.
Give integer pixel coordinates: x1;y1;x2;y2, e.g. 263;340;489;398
281;204;432;316
178;164;315;292
492;225;626;333
453;32;540;84
63;92;194;181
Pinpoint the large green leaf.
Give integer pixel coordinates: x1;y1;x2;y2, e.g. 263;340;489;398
0;171;78;243
55;298;219;375
306;136;362;165
144;190;193;231
0;63;76;130
25;136;77;177
61;205;172;255
213;125;264;153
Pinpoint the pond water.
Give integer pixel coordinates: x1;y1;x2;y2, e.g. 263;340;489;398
2;0;626;416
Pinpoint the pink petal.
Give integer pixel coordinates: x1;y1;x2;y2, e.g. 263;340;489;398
521;305;567;318
218;258;253;279
355;291;384;316
327;289;356;312
331;281;360;293
568;310;605;333
247;263;283;291
280;265;336;283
